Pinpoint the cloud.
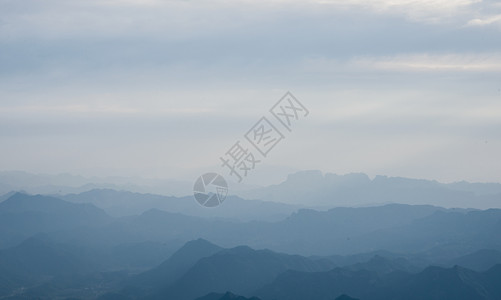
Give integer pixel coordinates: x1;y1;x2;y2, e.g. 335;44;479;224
302;53;501;74
316;0;481;23
1;0;501;183
0;104;220;117
354;53;501;72
0;0;491;42
467;14;501;27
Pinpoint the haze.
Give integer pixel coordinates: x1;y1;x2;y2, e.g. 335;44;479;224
1;0;501;186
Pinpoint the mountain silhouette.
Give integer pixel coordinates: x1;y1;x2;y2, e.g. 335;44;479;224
128;238;223;293
256;263;501;300
63;189;297;221
156;244;335;300
195;291;261;300
0;193;110;248
445;249;501;272
0;234;92;295
240;171;501;209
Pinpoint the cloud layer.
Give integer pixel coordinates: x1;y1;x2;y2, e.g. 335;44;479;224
1;0;500;185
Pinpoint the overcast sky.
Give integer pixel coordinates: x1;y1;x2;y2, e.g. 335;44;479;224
1;0;500;186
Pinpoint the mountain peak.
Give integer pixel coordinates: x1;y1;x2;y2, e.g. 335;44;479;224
181;238;222;252
0;193;73;213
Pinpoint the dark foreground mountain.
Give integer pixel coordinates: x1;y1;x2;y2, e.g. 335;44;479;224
1;191;501;299
3;236;501;300
0;234;92;296
335;295;360;300
152;244;335;300
196;291;261;300
127;238;223;294
256;264;501;300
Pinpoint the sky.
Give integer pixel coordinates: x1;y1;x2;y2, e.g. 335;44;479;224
1;0;501;186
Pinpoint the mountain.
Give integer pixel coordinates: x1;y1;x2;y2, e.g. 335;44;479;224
256;267;386;300
256;263;501;300
62;189;172;217
227;203;455;255
195;291;261;300
335;295;360;300
43;202;500;258
109;241;179;270
62;189;298;221
128;239;223;292
239;171;501;209
105;208;220;242
0;191;17;202
0;196;499;299
348;209;501;255
346;255;418;275
445;249;501;272
0;192;106;216
0;193;111;248
233;205;501;256
0;170;259;198
0;170;194;197
0;234;93;295
7;197;496;259
396;265;500;300
156;245;335;300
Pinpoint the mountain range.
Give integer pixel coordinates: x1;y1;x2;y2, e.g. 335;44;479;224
239;170;501;208
1;183;501;299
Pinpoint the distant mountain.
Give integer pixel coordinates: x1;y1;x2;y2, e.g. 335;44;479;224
3;170;501;209
63;189;193;218
1;192;93;214
0;170;194;196
12;199;496;258
195;291;261;300
0;193;111;248
256;263;501;300
0;170;257;198
156;245;335;300
239;171;501;209
62;189;298;221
